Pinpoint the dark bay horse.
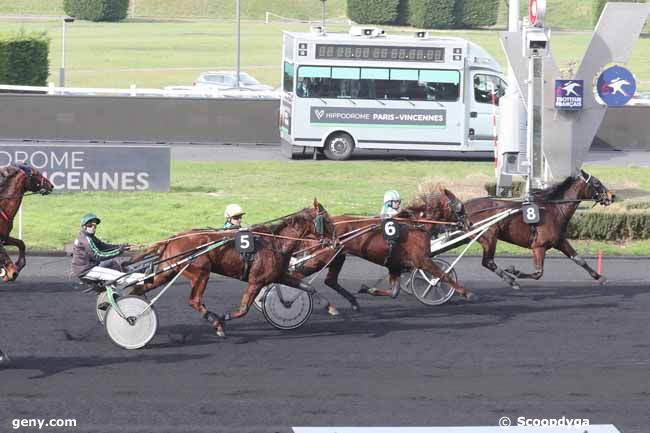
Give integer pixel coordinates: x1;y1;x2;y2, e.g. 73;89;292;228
0;164;54;274
287;186;472;308
463;170;615;289
133;199;337;337
0;243;19;282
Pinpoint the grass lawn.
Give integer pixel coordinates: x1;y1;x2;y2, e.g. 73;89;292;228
0;19;649;91
15;160;650;256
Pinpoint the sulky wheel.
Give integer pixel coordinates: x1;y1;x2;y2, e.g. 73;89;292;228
104;296;158;350
377;270;415;295
410;258;458;306
261;284;313;330
96;291;115;324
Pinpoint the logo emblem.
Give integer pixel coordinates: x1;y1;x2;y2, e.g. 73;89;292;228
314;109;325;120
596;65;636;107
555;80;583;110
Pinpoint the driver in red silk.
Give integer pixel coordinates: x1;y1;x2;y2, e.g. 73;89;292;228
71;213;131;280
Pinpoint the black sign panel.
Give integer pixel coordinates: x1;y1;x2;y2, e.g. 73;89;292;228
315;44;445;62
235;231;255;254
522;204;541;225
382;219;401;241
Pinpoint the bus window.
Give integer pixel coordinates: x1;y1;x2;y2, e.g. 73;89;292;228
474;74;506;105
419;70;460;102
283;62;294;93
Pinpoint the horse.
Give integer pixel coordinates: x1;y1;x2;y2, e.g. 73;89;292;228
0;164;54;274
287;185;472;308
0;243;19;282
132;199;337;337
462;170;615;289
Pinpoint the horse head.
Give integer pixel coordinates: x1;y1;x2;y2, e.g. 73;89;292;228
0;246;18;282
309;198;336;241
578;170;615;206
15;164;54;195
405;184;468;231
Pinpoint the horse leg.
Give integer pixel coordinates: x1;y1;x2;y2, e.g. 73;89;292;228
184;267;226;337
324;254;361;312
478;236;521;290
222;282;266;322
555;238;602;280
505;247;546;280
282;275;339;316
4;236;25;271
359;271;402;298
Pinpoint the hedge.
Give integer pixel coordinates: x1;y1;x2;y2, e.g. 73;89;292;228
568;211;650;241
347;0;400;24
593;0;647;26
64;0;129;22
0;31;49;86
458;0;499;28
408;0;456;29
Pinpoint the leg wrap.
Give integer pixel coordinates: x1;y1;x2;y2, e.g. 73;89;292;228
572;255;587;267
390;282;400;299
203;311;222;325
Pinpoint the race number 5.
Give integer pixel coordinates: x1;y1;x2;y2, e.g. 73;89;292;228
382;219;401;241
235;231;255;253
522;203;540;224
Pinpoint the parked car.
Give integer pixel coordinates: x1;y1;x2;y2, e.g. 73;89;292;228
193;71;273;91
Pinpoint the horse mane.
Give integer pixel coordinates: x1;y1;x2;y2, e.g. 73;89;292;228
0;165;21;193
530;176;576;200
252;208;310;234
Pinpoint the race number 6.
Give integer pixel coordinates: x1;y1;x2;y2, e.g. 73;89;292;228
382;219;400;240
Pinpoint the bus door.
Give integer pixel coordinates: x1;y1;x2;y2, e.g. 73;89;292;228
467;71;506;150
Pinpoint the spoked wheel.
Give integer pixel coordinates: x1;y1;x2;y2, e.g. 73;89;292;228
97;291;146;324
104;296;158;350
410;258;458;306
261;284;313;330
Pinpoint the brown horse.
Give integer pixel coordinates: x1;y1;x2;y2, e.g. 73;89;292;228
287;186;472;308
0;243;19;282
0;164;54;273
133;199;337;337
462;170;615;289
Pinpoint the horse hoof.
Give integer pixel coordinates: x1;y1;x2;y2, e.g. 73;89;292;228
351;302;361;313
511;282;521;290
215;329;227;338
327;305;340;316
358;284;370;294
464;292;476;302
0;351;10;367
598;276;608;285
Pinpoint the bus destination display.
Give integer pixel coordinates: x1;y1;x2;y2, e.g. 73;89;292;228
315;44;446;62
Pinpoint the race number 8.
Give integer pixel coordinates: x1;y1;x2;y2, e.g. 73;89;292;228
522;204;540;224
382;219;400;240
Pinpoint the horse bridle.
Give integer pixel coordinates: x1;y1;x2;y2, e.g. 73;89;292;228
578;171;609;205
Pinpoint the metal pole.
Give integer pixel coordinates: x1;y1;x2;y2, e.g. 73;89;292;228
131;0;136;19
508;0;519;31
59;18;66;88
321;0;326;28
235;0;240;89
18;204;22;240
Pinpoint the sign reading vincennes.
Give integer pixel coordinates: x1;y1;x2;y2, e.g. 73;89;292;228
0;144;170;192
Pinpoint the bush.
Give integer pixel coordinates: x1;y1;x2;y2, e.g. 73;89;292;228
458;0;499;28
347;0;400;24
64;0;129;22
568;211;650;241
395;0;411;25
0;31;50;86
593;0;647;26
407;0;456;29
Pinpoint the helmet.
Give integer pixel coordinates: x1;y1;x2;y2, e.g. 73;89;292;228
224;204;245;219
80;213;101;227
383;190;401;204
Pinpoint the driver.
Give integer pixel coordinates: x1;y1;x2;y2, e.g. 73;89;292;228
223;204;245;229
381;190;401;219
71;213;134;282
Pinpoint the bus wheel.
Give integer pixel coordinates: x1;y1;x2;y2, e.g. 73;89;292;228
324;133;354;161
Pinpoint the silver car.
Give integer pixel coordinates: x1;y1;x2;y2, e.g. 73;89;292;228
193;71;273;91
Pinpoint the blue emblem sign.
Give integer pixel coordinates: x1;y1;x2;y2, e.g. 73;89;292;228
596;65;636;107
555;80;583;110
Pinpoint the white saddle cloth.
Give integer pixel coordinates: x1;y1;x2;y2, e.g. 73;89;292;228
83;266;146;287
